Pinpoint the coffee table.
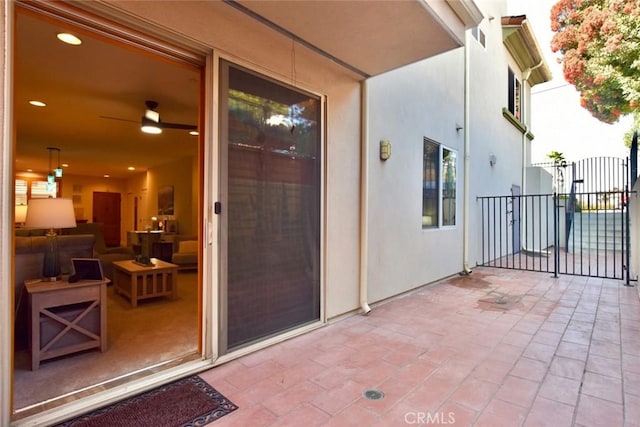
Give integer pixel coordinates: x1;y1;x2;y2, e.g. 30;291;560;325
112;258;178;307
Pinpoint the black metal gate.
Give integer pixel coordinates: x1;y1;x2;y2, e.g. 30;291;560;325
478;156;632;284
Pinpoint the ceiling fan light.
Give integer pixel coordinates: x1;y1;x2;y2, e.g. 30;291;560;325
141;116;162;134
141;125;162;135
145;109;160;123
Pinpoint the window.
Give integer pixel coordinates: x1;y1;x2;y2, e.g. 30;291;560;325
472;27;486;48
507;67;521;120
15;175;59;207
423;138;457;228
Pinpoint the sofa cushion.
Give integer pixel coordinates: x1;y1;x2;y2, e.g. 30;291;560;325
178;240;198;254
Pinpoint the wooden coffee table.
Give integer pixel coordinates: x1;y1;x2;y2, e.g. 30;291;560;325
112;258;178;307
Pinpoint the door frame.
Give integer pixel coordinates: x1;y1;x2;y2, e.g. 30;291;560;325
4;2;214;424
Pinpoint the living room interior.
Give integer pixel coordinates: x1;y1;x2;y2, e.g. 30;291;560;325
11;6;204;416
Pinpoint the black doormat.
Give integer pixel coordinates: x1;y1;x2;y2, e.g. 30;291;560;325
56;376;238;427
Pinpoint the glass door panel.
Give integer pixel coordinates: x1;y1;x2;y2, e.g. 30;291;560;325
220;61;321;350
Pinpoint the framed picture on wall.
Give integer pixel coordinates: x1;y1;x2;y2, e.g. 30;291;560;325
158;185;174;215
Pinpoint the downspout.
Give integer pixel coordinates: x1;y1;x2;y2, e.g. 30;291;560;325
360;80;371;314
462;30;472;275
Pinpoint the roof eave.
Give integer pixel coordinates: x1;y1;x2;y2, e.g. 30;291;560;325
502;16;553;86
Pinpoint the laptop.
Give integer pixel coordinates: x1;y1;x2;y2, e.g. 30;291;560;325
70;258;105;282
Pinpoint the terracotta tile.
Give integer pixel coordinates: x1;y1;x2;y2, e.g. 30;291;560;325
323;403;380;427
438;400;478;427
274;403;330;427
592;327;621;344
472;357;514;384
586;354;622;379
539;321;568;334
474;398;528;427
262;380;326;416
510;357;549;382
501;330;533;348
581;372;623;403
403;372;462;412
311;379;369;415
212;405;277;427
623;370;640;397
556;341;589;362
449;377;499;411
222;360;287;391
524;397;575;427
523;342;557;363
575;395;623;426
590;339;622;360
495;375;539;408
532;330;563;347
624;393;640;427
549;355;586;380
538;373;581;406
562;329;592;346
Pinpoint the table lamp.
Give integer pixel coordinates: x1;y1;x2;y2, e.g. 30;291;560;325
15;204;28;226
24;198;77;281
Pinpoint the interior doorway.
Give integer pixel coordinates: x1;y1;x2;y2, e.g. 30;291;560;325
93;191;121;246
11;3;205;417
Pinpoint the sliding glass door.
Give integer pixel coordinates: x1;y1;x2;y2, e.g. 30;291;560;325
219;61;321;351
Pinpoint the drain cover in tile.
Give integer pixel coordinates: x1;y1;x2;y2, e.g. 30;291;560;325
363;389;384;400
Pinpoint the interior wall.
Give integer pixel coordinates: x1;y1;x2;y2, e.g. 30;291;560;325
147;156;196;236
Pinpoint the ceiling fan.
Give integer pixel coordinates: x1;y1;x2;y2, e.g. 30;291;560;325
101;100;197;134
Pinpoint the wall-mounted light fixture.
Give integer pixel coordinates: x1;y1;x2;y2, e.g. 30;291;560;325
489;153;497;167
380;140;392;161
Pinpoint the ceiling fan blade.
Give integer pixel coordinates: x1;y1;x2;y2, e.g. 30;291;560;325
99;115;139;124
160;121;198;131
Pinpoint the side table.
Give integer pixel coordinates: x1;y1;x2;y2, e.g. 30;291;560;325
26;278;108;370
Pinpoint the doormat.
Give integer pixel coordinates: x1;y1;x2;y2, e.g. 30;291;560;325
56;375;238;427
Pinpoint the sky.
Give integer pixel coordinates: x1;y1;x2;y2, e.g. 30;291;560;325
507;0;633;164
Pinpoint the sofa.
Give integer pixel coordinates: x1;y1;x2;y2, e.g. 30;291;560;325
62;222;134;280
171;235;198;270
14;232;96;349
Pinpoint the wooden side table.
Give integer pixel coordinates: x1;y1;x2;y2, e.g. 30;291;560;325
26;278;108;370
112;258;178;307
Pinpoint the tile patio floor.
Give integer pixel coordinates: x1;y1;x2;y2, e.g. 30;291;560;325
200;267;640;427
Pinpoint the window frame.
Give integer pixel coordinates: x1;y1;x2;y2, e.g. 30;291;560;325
507;67;521;121
422;138;457;229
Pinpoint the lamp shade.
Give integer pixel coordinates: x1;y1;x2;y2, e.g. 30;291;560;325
24;198;77;229
15;204;28;223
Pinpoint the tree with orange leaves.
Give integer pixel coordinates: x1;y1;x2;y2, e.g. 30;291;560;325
550;0;640;124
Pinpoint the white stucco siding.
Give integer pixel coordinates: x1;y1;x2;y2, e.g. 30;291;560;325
465;1;537;266
324;83;362;319
366;51;465;303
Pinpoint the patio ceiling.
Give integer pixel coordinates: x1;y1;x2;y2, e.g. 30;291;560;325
230;0;484;77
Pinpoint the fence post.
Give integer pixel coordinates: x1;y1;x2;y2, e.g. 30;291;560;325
553;193;559;278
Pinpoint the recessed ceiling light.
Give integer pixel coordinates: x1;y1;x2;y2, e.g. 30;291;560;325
62;163;69;168
103;174;110;178
128;166;136;171
189;131;199;136
57;33;82;46
29;100;46;107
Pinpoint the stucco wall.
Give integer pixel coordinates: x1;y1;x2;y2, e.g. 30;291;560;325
465;0;535;267
366;50;465;303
